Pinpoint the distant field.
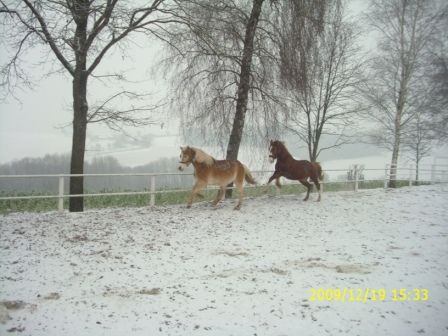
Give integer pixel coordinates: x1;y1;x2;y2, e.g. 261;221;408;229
0;180;422;214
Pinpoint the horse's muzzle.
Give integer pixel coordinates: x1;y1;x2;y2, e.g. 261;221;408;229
178;162;189;171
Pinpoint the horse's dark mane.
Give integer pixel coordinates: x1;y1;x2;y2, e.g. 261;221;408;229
274;141;293;159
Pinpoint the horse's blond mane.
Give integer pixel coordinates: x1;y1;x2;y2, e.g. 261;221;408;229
191;147;215;166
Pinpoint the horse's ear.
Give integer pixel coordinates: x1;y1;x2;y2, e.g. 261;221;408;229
270;140;273;145
180;146;184;151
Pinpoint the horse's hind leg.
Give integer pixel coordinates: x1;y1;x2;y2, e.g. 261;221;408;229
311;177;321;201
234;182;244;210
187;181;207;208
212;187;225;206
299;179;312;201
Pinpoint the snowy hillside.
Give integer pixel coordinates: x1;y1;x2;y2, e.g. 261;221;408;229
1;185;447;336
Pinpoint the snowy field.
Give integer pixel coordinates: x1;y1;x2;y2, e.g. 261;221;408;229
0;185;447;336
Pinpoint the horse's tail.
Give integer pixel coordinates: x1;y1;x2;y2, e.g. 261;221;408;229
312;162;324;180
242;164;257;185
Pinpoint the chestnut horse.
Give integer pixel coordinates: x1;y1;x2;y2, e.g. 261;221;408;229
178;146;257;210
267;140;323;201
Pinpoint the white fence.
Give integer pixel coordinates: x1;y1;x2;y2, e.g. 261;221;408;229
1;164;447;212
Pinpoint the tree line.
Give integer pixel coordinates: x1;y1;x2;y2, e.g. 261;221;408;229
1;0;447;211
0;154;194;193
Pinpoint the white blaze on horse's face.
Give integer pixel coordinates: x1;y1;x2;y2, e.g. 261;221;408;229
178;148;191;171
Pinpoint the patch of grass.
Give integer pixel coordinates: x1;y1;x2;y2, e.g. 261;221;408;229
0;191;58;213
0;180;431;214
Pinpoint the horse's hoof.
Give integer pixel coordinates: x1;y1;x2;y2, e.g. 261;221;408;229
186;205;191;209
233;205;241;210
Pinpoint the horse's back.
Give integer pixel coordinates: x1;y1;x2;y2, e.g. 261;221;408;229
276;158;317;180
199;159;244;186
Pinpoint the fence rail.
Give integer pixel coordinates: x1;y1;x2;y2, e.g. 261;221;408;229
1;164;447;212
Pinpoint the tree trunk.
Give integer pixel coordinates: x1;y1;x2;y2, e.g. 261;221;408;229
389;112;402;188
311;129;322;162
307;112;313;161
389;69;406;188
388;141;399;188
415;162;419;183
69;2;89;212
310;147;317;162
225;0;264;197
69;73;88;212
415;148;420;184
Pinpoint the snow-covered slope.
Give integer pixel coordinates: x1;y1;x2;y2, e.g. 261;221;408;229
1;185;447;335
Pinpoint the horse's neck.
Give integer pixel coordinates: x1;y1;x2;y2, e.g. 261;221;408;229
192;149;215;166
192;160;211;170
279;148;294;161
192;160;203;169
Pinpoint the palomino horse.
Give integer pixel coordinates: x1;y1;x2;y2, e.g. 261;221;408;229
267;140;323;201
178;146;257;210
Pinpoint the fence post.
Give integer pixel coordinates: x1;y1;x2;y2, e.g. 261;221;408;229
58;175;64;212
353;164;359;192
384;164;389;189
150;175;155;206
408;165;413;187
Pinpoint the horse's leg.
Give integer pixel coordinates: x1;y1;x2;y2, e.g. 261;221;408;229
275;177;282;188
267;171;281;185
212;187;225;206
311;176;321;201
187;181;207;208
298;179;312;201
266;172;282;195
233;181;244;210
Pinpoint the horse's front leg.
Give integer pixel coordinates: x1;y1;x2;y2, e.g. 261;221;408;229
266;170;282;188
266;170;282;192
187;181;207;208
267;171;281;185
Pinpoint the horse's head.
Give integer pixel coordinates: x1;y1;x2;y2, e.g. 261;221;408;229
269;140;285;163
178;146;195;171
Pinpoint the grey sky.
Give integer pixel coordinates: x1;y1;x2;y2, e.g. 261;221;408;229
0;33;175;165
0;0;445;169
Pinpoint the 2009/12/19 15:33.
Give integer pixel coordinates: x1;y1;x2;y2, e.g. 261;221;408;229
309;288;429;302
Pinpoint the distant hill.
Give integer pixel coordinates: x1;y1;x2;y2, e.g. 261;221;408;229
0;154;193;193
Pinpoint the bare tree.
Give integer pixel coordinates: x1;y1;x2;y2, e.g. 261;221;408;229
403;112;433;181
0;0;179;211
365;0;445;187
428;55;448;141
162;0;284;150
161;0;289;197
163;0;332;157
426;4;448;141
225;0;266;163
279;0;366;162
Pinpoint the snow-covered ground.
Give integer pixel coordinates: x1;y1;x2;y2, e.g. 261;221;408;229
1;185;447;336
